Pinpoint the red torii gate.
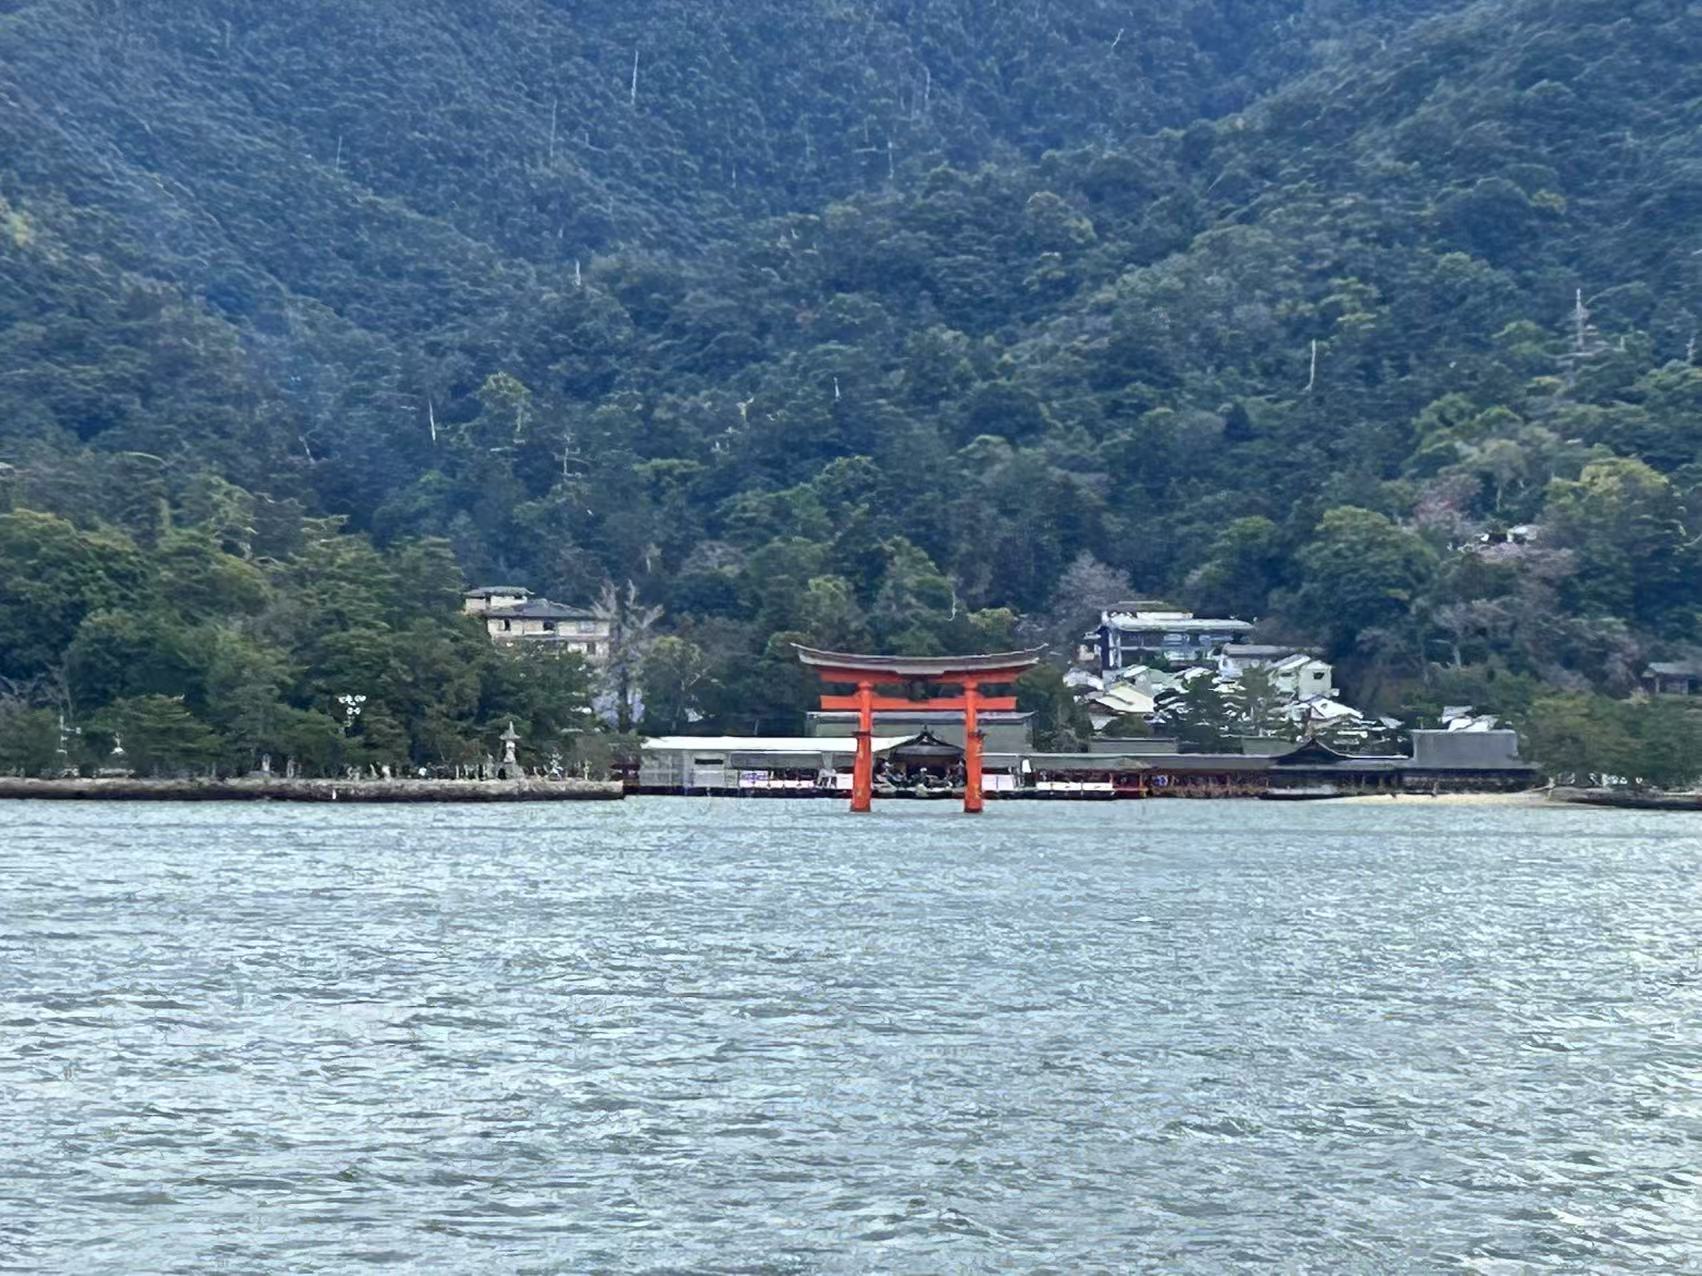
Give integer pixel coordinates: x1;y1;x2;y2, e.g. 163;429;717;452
795;646;1045;814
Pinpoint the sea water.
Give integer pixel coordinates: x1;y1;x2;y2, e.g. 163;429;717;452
2;799;1698;1271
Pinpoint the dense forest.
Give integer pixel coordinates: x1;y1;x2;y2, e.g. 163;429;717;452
2;0;1700;777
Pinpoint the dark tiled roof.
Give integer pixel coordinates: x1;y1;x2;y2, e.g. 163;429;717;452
1140;754;1273;773
1025;753;1151;773
1105;617;1254;634
794;646;1045;678
807;710;1035;722
1646;661;1702;678
487;600;599;621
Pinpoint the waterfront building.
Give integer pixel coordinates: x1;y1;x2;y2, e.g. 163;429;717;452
795;646;1044;813
804;708;1035;754
1111;730;1538;796
634;727;1539;798
1086;737;1182;756
1405;730;1538;785
463;586;612;663
638;735;914;793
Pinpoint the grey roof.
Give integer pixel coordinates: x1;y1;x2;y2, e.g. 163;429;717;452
1274;757;1404;773
1106;599;1185;612
1087;736;1181;755
807;709;1035;722
1272;738;1406;768
1646;661;1702;678
1105;617;1254;634
1410;730;1535;770
890;731;966;762
1024;753;1150;773
487;600;598;621
1221;644;1313;659
794;646;1045;678
465;585;532;598
1139;754;1274;773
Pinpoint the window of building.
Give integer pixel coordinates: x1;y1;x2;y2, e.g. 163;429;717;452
501;619;512;632
543;620;557;632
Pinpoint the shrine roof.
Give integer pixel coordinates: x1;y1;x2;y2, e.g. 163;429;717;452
889;730;966;761
793;645;1046;678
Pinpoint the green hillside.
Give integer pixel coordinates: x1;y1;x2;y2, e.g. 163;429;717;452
2;0;1699;774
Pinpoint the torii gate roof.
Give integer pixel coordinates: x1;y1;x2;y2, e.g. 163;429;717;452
794;645;1046;680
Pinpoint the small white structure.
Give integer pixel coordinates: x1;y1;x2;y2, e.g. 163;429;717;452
463;586;534;615
1107;664;1193;697
1269;653;1336;699
1442;705;1501;732
1284;696;1362;728
1063;668;1104;693
1217;645;1336;699
1083;683;1158;732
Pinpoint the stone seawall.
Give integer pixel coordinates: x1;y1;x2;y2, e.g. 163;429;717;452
0;778;625;803
1546;786;1702;811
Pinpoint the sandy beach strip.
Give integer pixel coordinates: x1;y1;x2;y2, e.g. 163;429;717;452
1332;790;1552;807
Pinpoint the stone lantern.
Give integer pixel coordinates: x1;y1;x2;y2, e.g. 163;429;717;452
498;722;523;780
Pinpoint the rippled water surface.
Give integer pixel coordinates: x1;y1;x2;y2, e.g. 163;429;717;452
3;799;1700;1272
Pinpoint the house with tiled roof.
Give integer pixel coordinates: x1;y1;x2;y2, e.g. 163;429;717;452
463;587;611;664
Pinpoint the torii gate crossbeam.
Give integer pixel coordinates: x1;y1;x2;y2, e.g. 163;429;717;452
795;646;1045;813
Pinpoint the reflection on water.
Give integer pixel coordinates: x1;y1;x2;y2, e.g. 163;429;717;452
2;800;1699;1271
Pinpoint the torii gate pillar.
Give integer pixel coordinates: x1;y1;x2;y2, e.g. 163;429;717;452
795;647;1045;815
962;679;984;814
851;680;875;813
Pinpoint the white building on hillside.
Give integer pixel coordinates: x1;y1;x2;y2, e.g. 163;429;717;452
1217;644;1336;699
463;586;612;664
1094;602;1253;670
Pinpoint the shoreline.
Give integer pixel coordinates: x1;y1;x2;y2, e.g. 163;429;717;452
1337;788;1702;811
0;777;625;803
3;781;1692;811
1332;790;1551;807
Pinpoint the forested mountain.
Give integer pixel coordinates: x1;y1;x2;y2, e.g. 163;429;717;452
3;0;1700;773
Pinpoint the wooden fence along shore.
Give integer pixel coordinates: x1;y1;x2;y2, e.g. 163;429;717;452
0;777;625;802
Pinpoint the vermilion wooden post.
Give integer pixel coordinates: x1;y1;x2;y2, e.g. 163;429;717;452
794;647;1042;816
851;680;874;813
962;678;984;814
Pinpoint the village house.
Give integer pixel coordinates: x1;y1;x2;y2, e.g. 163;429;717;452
1217;644;1337;699
1642;661;1702;697
1082;682;1158;732
462;586;611;664
1093;601;1254;671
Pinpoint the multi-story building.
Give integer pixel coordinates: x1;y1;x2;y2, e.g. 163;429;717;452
1094;601;1253;670
462;586;611;664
